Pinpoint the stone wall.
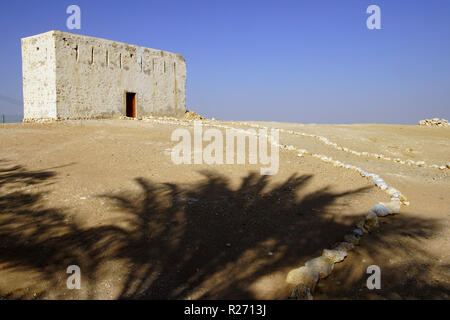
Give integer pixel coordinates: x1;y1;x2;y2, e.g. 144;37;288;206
22;32;57;119
22;31;186;120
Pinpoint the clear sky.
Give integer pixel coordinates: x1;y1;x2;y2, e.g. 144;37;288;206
0;0;449;124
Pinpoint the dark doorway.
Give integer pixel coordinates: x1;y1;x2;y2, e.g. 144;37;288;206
126;92;136;118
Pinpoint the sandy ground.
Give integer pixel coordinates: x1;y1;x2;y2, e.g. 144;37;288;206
0;119;449;299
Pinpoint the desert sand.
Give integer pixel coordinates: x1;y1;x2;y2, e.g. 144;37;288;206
0;119;449;299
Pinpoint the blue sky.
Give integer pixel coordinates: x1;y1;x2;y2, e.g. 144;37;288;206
0;0;449;123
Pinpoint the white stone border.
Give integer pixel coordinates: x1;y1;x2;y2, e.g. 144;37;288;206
24;116;411;299
23;116;450;171
140;116;410;299
228;121;449;171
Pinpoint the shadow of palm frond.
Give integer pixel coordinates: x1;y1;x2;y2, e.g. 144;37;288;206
0;160;124;299
102;171;373;299
314;214;449;300
0;160;445;299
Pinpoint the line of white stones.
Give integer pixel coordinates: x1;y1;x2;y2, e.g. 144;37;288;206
24;117;411;298
144;117;409;202
224;121;449;171
26;117;449;170
141;117;410;299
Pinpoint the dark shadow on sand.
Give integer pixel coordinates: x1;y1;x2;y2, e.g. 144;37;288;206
0;160;446;299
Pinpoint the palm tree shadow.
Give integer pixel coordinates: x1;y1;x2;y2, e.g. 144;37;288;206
0;160;123;299
0;160;446;299
104;170;372;299
314;214;450;300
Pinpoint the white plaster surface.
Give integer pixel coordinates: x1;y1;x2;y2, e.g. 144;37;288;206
22;31;186;120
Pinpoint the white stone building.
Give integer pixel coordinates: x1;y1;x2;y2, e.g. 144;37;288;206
21;31;186;120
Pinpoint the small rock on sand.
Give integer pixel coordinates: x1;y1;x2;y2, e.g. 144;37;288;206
286;266;319;289
305;256;335;279
322;249;347;263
